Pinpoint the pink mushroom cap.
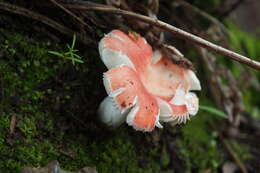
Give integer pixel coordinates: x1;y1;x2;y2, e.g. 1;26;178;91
98;30;201;132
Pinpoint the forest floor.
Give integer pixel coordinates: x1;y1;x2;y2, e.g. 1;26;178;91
0;0;260;173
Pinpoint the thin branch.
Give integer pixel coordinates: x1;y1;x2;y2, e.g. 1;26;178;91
0;2;94;45
219;133;248;173
219;0;245;19
48;0;93;32
221;138;248;173
210;123;248;173
63;0;260;71
173;0;228;34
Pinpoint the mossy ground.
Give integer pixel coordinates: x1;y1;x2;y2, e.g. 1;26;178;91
0;28;175;173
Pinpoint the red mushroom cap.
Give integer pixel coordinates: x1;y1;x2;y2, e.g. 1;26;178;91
98;30;201;131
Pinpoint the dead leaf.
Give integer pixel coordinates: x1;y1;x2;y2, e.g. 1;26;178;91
222;162;238;173
22;160;97;173
10;114;16;134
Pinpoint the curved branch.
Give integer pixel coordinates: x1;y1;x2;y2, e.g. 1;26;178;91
0;2;93;45
64;1;260;71
48;0;93;31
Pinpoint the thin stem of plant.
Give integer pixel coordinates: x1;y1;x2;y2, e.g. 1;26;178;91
0;2;94;45
64;1;260;71
210;123;248;173
48;0;93;31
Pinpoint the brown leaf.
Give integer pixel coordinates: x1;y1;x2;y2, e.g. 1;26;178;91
9;114;16;134
22;160;97;173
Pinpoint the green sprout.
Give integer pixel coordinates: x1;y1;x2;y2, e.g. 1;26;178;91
48;34;84;65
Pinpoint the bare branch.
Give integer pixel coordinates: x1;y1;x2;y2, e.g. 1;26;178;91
211;123;248;173
64;0;260;71
219;0;245;19
0;2;94;45
48;0;93;31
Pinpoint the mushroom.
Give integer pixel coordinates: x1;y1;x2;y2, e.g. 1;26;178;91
98;30;201;132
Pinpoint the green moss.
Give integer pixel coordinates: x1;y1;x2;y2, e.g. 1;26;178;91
176;111;222;172
0;139;60;172
0;113;10;132
55;128;172;173
0;29;64;172
228;140;251;162
160;147;170;168
18;117;37;138
60;131;141;172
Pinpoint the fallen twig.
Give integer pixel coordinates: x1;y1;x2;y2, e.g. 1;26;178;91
63;0;260;70
9;114;16;134
219;0;245;19
198;47;244;124
48;0;93;32
173;0;228;34
210;123;248;173
0;2;94;45
219;134;248;173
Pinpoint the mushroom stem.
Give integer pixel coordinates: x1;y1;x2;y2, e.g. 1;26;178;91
98;96;129;127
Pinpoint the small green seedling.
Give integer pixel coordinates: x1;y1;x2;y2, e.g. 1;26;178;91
48;34;84;65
